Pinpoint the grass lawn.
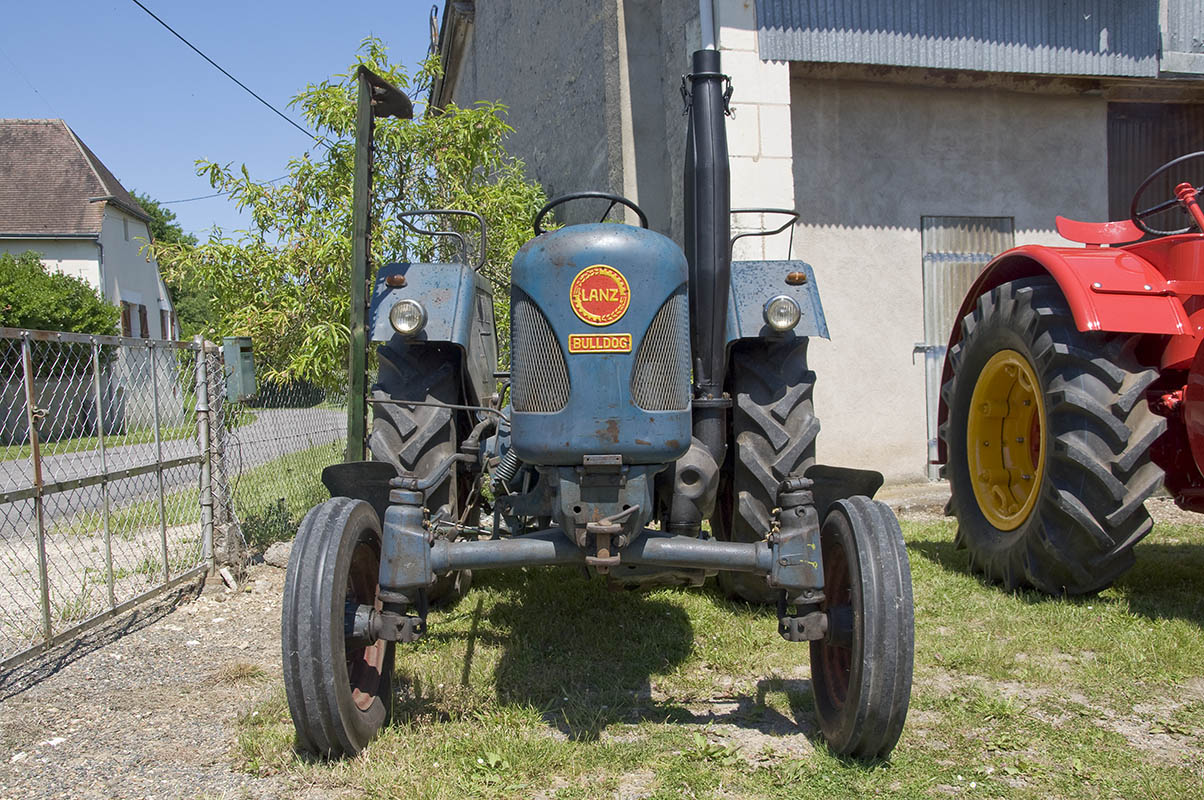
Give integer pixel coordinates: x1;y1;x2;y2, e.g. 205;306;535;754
237;516;1204;799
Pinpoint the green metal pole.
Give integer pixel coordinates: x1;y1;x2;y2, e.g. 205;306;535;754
346;68;373;462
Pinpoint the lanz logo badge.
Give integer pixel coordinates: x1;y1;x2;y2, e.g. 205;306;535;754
568;333;632;353
570;265;631;326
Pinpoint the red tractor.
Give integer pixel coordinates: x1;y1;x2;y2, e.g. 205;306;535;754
939;152;1204;595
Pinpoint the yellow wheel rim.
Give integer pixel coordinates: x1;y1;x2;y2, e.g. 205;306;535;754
966;350;1046;531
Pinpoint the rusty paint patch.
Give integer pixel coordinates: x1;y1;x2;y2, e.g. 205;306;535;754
596;418;621;444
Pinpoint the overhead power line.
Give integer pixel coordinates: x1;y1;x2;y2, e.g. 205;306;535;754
161;175;290;204
1;44;59;117
127;0;321;145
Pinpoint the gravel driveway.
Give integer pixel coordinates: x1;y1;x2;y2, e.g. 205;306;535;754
0;566;298;800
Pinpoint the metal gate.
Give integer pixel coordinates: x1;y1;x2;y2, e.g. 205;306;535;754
0;329;216;670
916;217;1015;479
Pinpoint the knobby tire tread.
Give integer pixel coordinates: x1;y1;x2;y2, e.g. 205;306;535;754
940;276;1166;594
717;337;819;604
370;341;471;604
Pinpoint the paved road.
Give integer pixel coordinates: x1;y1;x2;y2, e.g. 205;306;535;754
0;408;346;537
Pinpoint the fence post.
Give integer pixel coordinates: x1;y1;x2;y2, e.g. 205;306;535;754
195;338;214;573
149;342;169;582
206;342;236;562
91;340;116;610
21;334;52;645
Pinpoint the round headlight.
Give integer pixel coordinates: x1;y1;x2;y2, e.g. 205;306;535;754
389;298;427;336
763;295;801;332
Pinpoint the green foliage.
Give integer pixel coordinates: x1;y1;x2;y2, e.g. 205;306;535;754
133;192;197;247
133;191;213;338
240;497;299;552
0;250;119;335
152;38;547;387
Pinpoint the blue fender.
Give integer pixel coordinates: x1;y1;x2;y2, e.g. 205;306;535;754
725;260;828;344
369;261;498;405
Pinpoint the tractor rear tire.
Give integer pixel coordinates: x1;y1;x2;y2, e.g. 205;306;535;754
370;341;474;605
714;337;820;604
810;497;913;760
941;275;1165;594
283;497;394;757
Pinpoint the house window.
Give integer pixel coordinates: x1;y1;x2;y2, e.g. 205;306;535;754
138;304;149;338
120;302;132;337
160;309;171;340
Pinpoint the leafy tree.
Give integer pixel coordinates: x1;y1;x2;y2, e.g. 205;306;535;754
0;251;119;334
151;38;547;387
133;192;197;248
132;191;213;338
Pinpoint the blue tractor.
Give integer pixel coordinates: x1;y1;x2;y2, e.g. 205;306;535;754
283;51;914;760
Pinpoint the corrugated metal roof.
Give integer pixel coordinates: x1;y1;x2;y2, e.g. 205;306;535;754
754;0;1160;78
1164;0;1204;57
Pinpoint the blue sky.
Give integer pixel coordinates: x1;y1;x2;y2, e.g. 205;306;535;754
1;1;433;237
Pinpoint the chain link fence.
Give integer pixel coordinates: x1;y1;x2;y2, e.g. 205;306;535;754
0;328;347;670
211;378;347;565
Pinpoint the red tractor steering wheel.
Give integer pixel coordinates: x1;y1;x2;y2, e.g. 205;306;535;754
1130;151;1204;236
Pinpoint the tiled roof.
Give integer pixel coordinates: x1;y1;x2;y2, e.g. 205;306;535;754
0;119;148;238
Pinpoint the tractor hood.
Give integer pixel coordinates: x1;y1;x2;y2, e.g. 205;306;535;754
508;223;691;465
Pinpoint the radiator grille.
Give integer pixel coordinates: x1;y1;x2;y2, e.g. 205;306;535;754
631;291;691;411
511;292;570;413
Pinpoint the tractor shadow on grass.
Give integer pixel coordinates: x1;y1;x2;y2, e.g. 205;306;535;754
392;567;826;746
908;535;1204;629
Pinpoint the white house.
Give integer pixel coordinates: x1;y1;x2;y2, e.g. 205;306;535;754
0;118;176;340
432;0;1204;483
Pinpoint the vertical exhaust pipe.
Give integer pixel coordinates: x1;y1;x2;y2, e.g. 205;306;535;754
683;48;731;466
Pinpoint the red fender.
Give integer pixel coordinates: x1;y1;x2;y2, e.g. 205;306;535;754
935;243;1193;464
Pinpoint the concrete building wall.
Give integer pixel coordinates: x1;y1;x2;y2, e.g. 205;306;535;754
100;208;173;338
451;0;622;226
0;238;100;290
718;0;796;262
626;0;699;238
446;0;701;236
789;77;1108;481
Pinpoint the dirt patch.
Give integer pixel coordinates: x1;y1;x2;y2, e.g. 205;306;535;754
880;481;1204;530
0;523;203;655
616;769;657;800
1145;495;1204;527
878;481;951;522
0;565;295;800
926;668;1204;770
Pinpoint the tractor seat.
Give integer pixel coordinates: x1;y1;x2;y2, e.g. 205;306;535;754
1055;216;1143;246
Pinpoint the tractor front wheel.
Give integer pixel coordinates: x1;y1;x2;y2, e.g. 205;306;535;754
809;497;914;760
282;497;394;757
941;276;1165;594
